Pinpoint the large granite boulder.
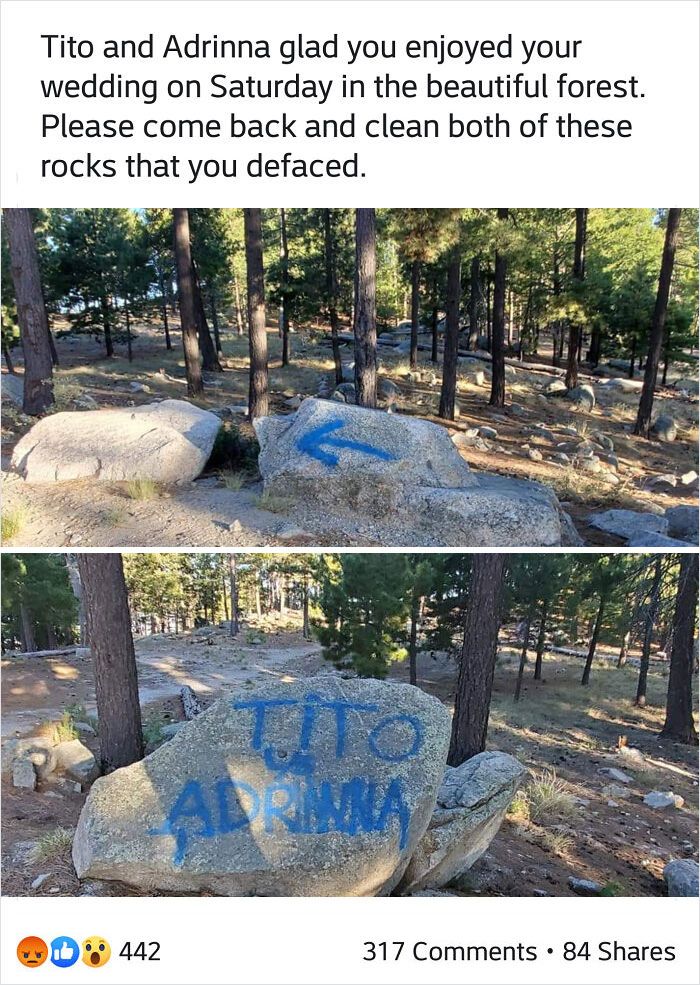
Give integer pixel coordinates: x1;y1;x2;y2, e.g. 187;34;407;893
399;752;526;893
666;506;699;544
255;399;564;546
72;678;451;896
11;400;220;485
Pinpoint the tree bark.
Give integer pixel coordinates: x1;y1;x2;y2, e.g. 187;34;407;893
228;555;239;637
430;305;439;364
244;208;269;420
565;207;587;389
124;297;133;362
3;208;55;415
534;600;549;680
234;271;245;336
617;629;631;668
581;592;606;685
78;554;144;772
660;555;699;743
489;208;508;407
438;243;461;420
635;557;663;707
353;208;378;408
19;601;36;652
66;553;88;645
158;270;173;349
302;575;311;641
467;256;480;350
210;293;222;353
634;208;682;436
192;263;222;372
323;209;344;385
409;258;420;370
448;554;506;765
172;208;204;397
3;342;15;373
408;587;420;686
514;612;532;701
279;208;291;366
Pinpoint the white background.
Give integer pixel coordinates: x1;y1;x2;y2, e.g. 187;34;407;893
2;896;699;985
1;0;699;206
1;3;699;984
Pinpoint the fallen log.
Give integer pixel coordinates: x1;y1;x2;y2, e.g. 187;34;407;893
7;646;79;659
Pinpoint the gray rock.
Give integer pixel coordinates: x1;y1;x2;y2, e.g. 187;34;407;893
398;751;526;893
568;877;603;896
645;473;677;491
588;509;668;542
527;448;543;462
54;739;99;784
651;415;677;442
14;737;57;779
377;378;400;402
598;767;633;784
1;373;24;407
565;385;596;411
666;506;699;544
13;758;36;789
643;791;684;810
31;873;50;890
160;723;186;739
72;678;451;896
664;859;699;897
75;722;97;737
591;431;614;451
478;426;498;440
11;400;220;485
129;382;150;393
627;532;694;548
546;380;568;396
603;377;644;393
559;512;584;547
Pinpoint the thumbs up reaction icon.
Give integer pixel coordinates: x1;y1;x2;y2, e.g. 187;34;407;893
50;936;80;968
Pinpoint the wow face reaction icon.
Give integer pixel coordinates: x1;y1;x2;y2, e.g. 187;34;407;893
82;937;111;967
17;937;48;967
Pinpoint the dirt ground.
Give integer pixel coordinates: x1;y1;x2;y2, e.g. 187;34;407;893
2;319;697;546
2;618;697;898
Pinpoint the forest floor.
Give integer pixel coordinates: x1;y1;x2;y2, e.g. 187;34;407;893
2;618;697;898
2;319;698;546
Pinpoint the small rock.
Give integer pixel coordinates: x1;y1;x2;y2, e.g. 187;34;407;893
478;426;498;440
74;722;96;737
666;505;699;544
644;791;684;810
54;739;99;784
645;473;677;491
591;431;614;451
664;859;699;897
650;415;677;442
31;873;50;890
568;877;603;896
129;382;151;393
598;767;633;784
528;448;543;462
12;758;36;790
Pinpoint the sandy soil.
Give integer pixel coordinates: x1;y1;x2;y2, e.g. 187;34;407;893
2;622;697;898
2;321;697;547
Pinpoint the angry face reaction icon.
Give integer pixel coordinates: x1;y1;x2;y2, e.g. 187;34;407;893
17;937;48;968
82;937;111;967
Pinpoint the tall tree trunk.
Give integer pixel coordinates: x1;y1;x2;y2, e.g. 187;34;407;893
66;553;88;645
634;208;682;436
234;270;245;336
244;208;269;420
617;629;631;668
279;208;291;366
45;311;59;367
124;297;133;362
3;208;55;415
635;558;663;706
409;258;420;370
408;587;420;686
565;207;587;389
467;256;479;350
19;601;36;652
581;592;606;685
430;305;439;364
534;600;549;680
210;293;222;353
588;324;601;366
172;208;204;397
3;342;15;374
448;554;507;765
227;554;239;634
158;271;173;349
323;208;343;385
438;242;461;420
192;263;222;372
660;555;698;743
489;208;508;407
99;287;114;358
78;554;144;772
353;208;377;408
514;612;532;701
302;575;311;641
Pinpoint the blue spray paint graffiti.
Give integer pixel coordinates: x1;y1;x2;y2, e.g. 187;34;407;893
296;419;396;467
149;694;424;866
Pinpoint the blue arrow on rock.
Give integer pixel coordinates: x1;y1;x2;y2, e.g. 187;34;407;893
296;418;396;467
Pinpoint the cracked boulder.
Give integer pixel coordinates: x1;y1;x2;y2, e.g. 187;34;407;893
399;751;526;893
11;399;220;484
72;678;451;896
254;399;566;546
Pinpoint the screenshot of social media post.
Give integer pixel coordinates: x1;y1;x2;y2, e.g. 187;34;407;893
0;2;698;985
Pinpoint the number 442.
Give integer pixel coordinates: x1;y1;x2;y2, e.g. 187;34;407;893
119;942;161;961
